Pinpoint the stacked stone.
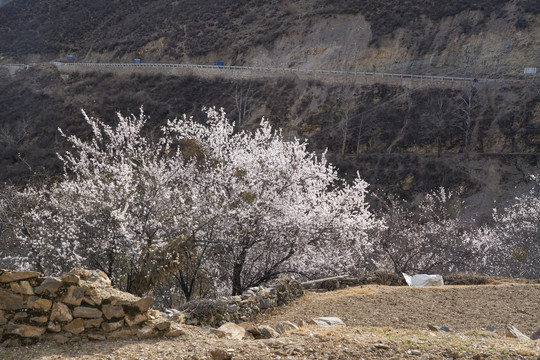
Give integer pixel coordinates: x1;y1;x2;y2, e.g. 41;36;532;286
182;277;304;327
0;269;183;347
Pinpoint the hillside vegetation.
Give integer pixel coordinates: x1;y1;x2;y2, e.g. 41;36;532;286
1;67;539;207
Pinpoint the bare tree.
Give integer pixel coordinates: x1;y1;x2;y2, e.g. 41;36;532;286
231;81;256;128
335;83;359;155
426;91;452;157
0;119;30;147
354;114;374;154
387;88;414;153
371;188;477;274
339;103;354;155
452;85;478;161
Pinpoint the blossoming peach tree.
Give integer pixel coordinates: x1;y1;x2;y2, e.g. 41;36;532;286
7;107;375;296
486;175;539;278
370;187;481;274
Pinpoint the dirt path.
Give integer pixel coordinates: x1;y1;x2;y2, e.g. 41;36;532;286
2;284;539;359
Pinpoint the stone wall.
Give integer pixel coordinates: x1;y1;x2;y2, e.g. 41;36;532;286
180;277;304;327
0;268;183;347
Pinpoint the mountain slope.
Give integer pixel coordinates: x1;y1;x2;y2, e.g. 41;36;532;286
0;0;539;216
0;0;538;77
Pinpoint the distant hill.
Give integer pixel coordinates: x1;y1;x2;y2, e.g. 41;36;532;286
0;0;538;77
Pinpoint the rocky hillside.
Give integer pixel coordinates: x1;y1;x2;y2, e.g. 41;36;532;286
0;0;538;77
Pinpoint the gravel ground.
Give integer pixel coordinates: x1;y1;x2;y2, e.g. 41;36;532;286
2;283;539;359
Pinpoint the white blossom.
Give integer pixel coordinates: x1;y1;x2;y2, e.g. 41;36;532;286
9;107;375;296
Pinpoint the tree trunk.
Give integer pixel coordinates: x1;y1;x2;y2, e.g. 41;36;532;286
231;262;244;295
231;247;248;295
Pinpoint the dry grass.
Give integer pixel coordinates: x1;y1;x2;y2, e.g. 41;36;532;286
444;272;492;285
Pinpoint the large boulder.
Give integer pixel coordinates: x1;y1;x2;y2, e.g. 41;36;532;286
257;325;280;339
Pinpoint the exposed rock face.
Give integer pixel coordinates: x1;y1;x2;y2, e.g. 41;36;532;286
0;268;186;346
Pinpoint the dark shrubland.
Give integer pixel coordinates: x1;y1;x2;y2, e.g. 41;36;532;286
0;0;535;62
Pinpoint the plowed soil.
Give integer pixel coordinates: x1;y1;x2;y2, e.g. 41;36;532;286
3;283;540;360
262;283;540;335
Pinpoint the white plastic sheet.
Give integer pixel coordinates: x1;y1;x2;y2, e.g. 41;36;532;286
403;273;444;286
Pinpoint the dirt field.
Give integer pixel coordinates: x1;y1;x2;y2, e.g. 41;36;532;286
3;283;540;359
